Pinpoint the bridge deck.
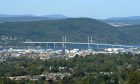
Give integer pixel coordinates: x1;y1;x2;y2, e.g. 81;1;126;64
24;41;136;48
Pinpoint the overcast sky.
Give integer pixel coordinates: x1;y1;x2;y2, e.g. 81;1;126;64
0;0;139;19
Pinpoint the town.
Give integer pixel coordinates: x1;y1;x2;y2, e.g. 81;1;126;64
0;47;139;61
0;38;140;83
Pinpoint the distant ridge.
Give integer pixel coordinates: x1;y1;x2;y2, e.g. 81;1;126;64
46;14;67;19
103;16;140;25
0;14;35;17
0;14;67;22
107;16;140;20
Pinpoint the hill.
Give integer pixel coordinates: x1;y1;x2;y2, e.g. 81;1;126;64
0;14;67;22
107;16;140;20
46;14;67;19
0;18;138;45
118;25;140;44
103;16;140;26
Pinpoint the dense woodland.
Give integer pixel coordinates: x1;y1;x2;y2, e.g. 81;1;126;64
0;53;140;84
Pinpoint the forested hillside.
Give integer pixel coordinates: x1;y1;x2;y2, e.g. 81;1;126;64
0;18;139;45
118;25;140;44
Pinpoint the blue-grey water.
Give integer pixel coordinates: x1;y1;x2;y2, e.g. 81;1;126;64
0;44;139;51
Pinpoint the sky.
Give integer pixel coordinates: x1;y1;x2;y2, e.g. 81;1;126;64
0;0;139;19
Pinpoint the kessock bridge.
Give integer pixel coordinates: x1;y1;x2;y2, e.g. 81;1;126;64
24;36;138;49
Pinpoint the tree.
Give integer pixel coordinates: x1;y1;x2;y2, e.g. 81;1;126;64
128;71;140;84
